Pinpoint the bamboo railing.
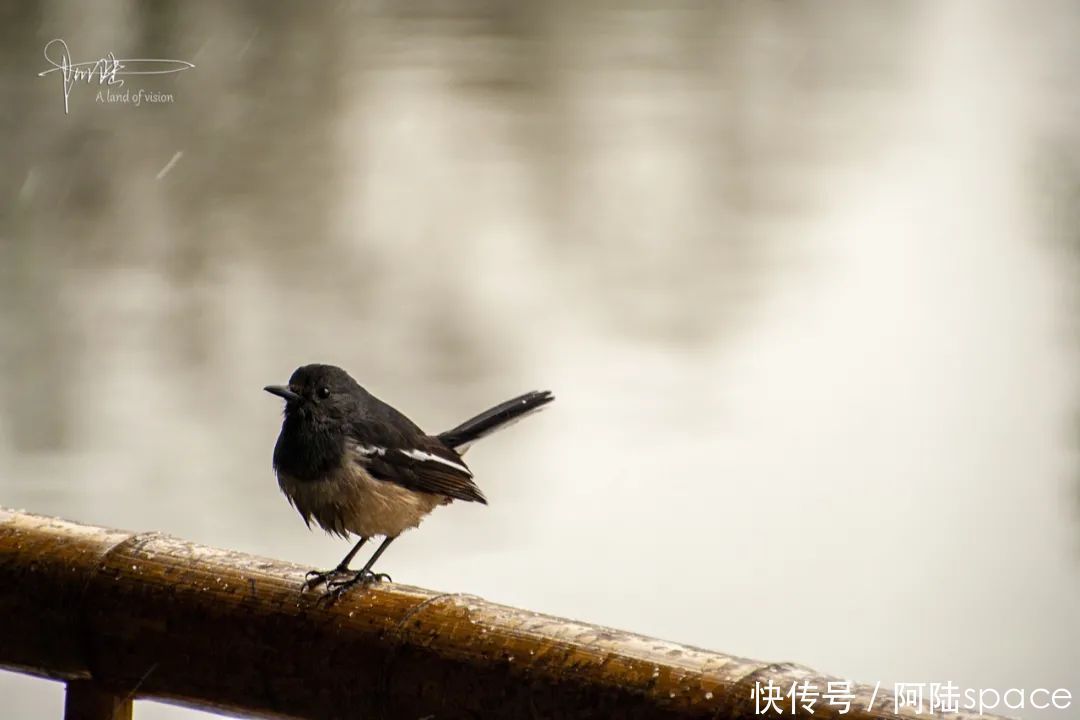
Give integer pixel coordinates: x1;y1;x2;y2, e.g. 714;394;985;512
0;508;1004;719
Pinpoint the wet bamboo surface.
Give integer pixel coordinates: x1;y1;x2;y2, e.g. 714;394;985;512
0;508;1003;719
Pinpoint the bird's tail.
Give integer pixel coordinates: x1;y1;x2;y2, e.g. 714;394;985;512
438;390;554;452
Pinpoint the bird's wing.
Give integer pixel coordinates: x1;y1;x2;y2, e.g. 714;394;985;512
348;434;487;504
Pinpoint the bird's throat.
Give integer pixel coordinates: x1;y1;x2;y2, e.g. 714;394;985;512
273;413;345;482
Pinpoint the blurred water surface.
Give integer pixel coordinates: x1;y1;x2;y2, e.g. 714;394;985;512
2;1;1079;718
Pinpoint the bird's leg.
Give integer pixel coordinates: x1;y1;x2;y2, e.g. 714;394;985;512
302;536;368;591
325;536;396;598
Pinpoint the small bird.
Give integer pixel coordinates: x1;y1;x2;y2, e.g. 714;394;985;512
265;363;553;597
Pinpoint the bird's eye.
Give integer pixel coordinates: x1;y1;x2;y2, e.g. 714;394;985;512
316;386;331;399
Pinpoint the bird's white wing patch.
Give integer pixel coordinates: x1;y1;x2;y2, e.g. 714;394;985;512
397;448;472;476
350;443;471;477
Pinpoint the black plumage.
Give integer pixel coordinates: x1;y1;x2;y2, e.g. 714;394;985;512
265;363;553;597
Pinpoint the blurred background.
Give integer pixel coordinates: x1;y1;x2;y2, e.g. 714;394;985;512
2;1;1079;718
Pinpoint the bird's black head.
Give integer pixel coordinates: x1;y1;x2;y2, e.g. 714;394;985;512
266;364;367;481
264;364;365;425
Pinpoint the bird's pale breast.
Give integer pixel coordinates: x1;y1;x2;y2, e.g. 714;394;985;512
278;457;444;538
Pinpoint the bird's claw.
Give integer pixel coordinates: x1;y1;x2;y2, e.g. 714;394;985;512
301;567;350;593
320;570;392;602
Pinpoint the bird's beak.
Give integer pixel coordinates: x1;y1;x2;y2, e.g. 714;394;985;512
264;385;301;402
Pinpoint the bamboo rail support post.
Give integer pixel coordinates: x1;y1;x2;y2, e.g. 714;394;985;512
0;508;1009;719
64;680;133;720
